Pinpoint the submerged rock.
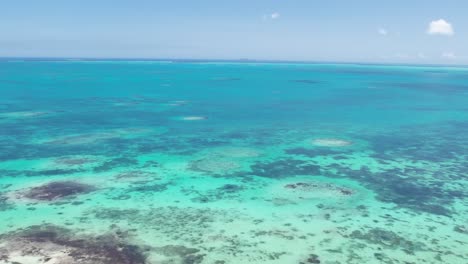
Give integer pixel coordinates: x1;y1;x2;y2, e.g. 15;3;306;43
454;225;468;235
300;253;321;264
23;181;95;201
0;225;148;264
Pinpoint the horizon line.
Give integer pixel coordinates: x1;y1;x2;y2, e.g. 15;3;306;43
1;57;467;68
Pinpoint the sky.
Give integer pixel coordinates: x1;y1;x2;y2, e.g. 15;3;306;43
1;0;467;64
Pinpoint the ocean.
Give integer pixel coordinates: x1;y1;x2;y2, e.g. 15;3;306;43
0;60;467;263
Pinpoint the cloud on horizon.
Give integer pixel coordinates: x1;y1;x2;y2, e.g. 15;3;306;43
442;52;456;59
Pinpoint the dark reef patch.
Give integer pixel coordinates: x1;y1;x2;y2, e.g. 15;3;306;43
318;123;468;216
218;184;244;193
285;147;344;157
54;157;95;166
0;224;148;264
0;194;14;211
129;183;169;193
115;171;158;180
250;159;321;178
284;182;354;196
300;253;321;264
93;208;141;219
93;157;139;173
154;245;205;264
323;165;463;215
454;225;468;235
90;206;220;243
24;168;84;177
364;133;463;162
23;181;96;201
183;184;245;203
350;228;425;254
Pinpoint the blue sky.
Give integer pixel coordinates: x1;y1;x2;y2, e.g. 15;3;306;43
1;0;467;64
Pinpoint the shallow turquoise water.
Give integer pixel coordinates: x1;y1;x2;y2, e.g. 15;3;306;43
0;61;467;263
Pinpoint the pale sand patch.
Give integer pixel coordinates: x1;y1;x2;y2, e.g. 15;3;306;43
181;116;206;121
312;138;352;147
189;158;240;174
0;111;49;118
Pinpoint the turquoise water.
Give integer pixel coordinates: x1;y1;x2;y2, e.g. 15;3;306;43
0;60;467;263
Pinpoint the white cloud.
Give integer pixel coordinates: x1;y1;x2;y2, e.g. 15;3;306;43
271;12;280;19
441;52;456;59
262;12;280;21
427;19;454;36
378;28;388;36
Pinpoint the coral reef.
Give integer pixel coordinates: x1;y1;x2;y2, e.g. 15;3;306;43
184;184;244;203
0;225;148;264
350;228;425;254
250;159;320;178
22;181;96;201
0;194;14;211
154;245;204;264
